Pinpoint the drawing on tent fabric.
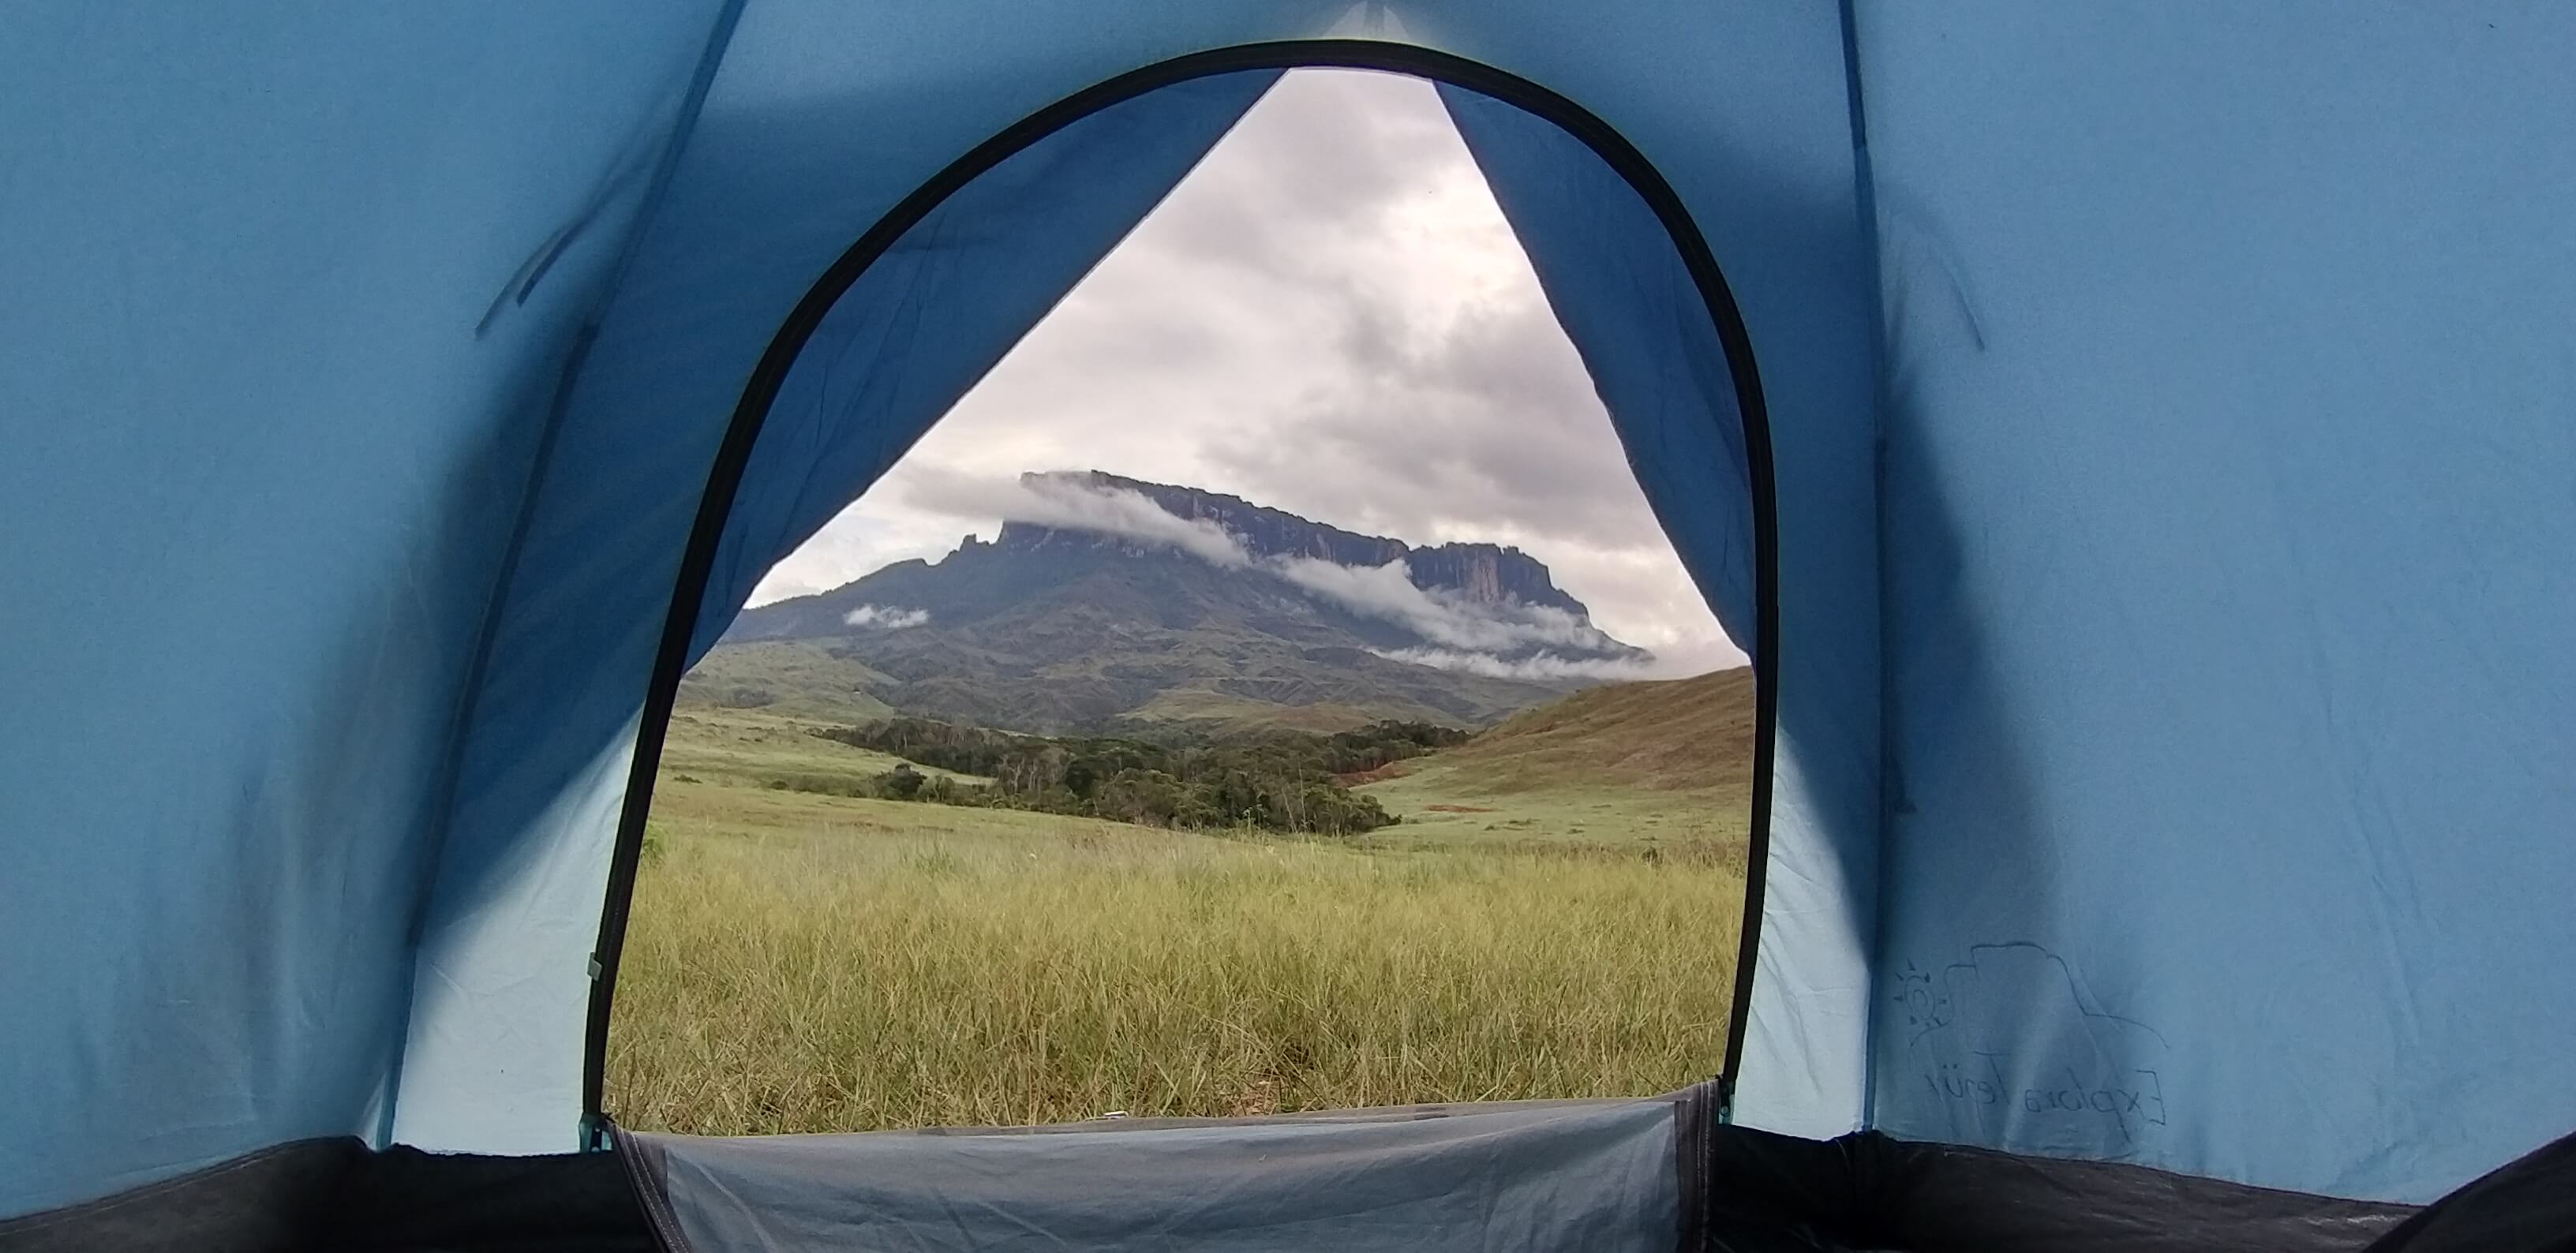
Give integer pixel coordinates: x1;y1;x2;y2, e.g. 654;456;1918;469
1898;942;2170;1153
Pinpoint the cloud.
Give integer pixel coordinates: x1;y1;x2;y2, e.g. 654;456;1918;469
1141;69;1470;279
843;604;929;629
1369;646;1666;683
1267;555;1625;656
904;468;1249;569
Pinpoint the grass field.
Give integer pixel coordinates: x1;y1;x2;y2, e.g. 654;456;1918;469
605;671;1753;1135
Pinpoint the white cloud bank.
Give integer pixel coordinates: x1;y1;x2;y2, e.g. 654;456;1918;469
1367;646;1663;683
1265;554;1623;656
842;604;929;629
906;468;1249;570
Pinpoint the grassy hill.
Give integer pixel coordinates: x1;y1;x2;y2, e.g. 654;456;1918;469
661;667;1761;855
1383;664;1755;791
657;705;981;791
1356;667;1755;855
1117;687;1436;735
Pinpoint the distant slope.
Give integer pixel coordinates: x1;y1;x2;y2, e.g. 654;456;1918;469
676;640;898;723
658;706;983;791
1357;667;1756;851
1406;665;1756;794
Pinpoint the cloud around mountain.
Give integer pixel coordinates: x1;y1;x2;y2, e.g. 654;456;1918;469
907;467;1251;570
1365;646;1661;683
903;469;1664;679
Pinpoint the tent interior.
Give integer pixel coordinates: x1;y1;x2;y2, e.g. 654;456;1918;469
3;6;2571;1252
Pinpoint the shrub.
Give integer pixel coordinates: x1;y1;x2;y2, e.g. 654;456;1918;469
814;717;1414;836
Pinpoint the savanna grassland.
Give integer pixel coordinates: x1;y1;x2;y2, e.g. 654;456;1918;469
604;671;1753;1135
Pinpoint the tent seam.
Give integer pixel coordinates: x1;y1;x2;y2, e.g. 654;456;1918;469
1838;0;1899;1137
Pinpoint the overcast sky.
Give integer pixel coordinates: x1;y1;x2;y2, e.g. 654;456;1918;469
751;69;1743;676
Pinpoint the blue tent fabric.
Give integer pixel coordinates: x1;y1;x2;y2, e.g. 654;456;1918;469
0;2;732;1215
2;0;2571;1225
1850;2;2576;1202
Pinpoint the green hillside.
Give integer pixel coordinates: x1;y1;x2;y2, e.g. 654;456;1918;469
1117;687;1447;735
1357;667;1755;855
662;666;1762;858
676;640;898;723
657;706;981;791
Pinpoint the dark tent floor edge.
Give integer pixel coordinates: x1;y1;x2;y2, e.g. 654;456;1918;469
12;1084;2571;1253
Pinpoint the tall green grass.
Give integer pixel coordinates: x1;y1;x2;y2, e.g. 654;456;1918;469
605;805;1740;1135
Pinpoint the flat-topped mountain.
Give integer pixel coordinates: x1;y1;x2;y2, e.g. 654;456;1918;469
688;471;1652;735
1075;473;1587;615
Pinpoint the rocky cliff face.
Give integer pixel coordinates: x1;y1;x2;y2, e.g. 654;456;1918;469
998;472;1590;617
1402;544;1573;612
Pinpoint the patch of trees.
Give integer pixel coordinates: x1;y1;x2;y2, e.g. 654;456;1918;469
804;717;1472;836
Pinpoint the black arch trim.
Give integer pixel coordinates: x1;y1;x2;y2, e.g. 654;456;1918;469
581;38;1783;1128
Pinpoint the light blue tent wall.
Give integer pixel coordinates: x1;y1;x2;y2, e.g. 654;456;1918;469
2;0;2570;1224
0;3;732;1214
1849;2;2576;1202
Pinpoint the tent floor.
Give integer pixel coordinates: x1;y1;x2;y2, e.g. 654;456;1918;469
3;1116;2566;1252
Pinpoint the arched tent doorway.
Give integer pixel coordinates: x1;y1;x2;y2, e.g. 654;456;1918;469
578;41;1784;1131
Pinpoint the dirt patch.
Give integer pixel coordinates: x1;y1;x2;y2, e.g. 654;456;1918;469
1424;803;1498;814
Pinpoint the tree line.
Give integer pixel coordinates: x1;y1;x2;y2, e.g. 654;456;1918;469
803;717;1472;836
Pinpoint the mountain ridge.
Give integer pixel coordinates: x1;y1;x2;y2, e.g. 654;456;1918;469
1068;471;1589;617
693;472;1653;735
